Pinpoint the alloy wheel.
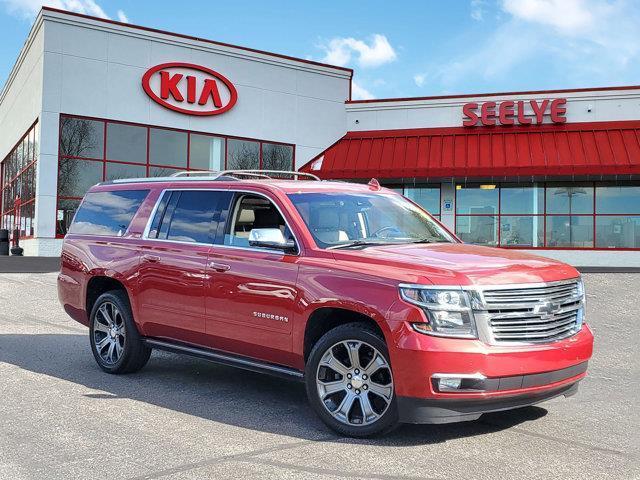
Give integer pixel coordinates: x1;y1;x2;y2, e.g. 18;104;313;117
316;340;394;426
93;301;126;365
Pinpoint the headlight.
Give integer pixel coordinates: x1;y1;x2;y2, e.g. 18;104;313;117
399;285;478;338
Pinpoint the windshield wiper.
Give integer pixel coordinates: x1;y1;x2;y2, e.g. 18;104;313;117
327;240;388;250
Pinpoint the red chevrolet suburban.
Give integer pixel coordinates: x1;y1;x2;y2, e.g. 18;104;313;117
58;170;593;437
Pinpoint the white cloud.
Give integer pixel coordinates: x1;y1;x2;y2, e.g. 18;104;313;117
351;80;374;100
501;0;594;34
420;0;640;92
1;0;126;22
413;73;426;87
116;8;127;23
470;0;486;21
320;34;397;68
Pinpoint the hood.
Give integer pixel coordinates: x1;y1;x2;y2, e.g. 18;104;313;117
331;242;579;286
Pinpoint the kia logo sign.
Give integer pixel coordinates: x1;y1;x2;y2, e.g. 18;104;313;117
462;98;567;127
142;62;238;116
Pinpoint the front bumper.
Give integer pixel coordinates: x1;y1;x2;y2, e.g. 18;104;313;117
397;369;583;424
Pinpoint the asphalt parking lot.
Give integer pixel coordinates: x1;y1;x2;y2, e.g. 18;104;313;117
0;272;638;480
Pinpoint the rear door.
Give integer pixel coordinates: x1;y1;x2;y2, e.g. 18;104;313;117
203;191;301;364
136;189;231;346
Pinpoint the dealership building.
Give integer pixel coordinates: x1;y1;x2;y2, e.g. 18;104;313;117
1;7;640;266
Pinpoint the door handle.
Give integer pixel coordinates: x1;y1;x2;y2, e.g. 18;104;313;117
209;262;230;272
142;254;161;263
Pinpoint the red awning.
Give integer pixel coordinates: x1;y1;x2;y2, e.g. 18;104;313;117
301;121;640;179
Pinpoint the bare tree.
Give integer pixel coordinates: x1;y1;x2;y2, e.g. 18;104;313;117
262;144;293;172
227;143;259;170
58;118;101;196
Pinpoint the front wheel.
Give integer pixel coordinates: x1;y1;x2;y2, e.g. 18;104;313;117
305;323;398;437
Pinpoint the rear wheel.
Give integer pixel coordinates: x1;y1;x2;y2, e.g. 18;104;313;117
305;323;398;437
89;290;151;374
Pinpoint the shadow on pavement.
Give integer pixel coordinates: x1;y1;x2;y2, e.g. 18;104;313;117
0;333;547;446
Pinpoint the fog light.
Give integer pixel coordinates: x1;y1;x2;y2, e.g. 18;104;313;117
432;373;487;392
439;378;462;390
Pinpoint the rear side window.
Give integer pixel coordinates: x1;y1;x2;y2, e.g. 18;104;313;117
69;190;149;236
148;190;232;244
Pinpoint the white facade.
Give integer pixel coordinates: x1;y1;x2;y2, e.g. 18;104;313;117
345;88;640;131
0;8;351;256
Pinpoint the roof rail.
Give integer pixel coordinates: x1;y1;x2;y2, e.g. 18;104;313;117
108;169;321;185
170;169;321;181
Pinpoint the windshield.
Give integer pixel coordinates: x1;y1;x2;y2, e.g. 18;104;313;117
287;191;456;249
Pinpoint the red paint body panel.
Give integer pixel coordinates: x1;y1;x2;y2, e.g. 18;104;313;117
58;179;593;413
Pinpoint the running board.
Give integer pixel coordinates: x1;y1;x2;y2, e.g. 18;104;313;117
143;338;304;381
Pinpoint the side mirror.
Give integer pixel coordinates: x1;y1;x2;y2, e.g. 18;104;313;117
248;228;297;253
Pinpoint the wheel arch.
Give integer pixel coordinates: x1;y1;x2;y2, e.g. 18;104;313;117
85;273;132;318
303;306;388;363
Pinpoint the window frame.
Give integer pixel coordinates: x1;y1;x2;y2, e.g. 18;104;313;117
218;190;300;255
143;189;233;246
56;114;295;238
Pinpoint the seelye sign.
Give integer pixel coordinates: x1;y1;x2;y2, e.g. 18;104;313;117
462;98;567;127
142;62;238;116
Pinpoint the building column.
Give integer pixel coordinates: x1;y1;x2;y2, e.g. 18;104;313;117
33;111;61;255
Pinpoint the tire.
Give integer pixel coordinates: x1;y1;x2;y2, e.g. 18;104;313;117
305;322;399;437
89;290;151;374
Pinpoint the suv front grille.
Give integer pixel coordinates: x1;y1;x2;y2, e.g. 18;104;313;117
481;280;583;344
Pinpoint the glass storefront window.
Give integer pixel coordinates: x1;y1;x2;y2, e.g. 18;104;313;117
596;216;640;248
55;116;295;237
456;184;498;215
106;123;147;164
500;184;544;214
189;134;224;171
595;184;640;214
455;215;497;246
58;159;103;197
149;128;187;167
105;162;147;181
546;184;593;214
59;117;104;159
546;216;594;248
1;122;38;238
262;143;293;171
227;139;259;169
500;216;544;247
56;199;81;236
404;187;440;216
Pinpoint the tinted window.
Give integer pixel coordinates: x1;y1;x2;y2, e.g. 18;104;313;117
404;187;440;216
190;134;224;171
106;123;147;163
227;139;259;169
456;185;499;214
262;143;293;171
150;191;228;244
58;158;103;197
69;190;148;236
595;184;640;214
500;184;544;214
149;128;187;167
546;184;593;214
60;117;104;159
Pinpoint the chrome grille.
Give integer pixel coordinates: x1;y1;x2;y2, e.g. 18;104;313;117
480;279;584;344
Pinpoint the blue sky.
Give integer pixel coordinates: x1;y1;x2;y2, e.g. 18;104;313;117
1;0;639;100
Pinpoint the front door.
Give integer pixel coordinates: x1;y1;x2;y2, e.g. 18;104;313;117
204;192;300;365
